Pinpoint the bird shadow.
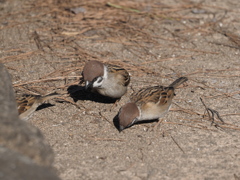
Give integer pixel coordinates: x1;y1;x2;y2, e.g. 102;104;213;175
67;85;118;104
113;114;159;132
113;114;121;131
36;103;55;111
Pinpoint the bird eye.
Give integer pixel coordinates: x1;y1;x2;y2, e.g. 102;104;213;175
92;77;98;82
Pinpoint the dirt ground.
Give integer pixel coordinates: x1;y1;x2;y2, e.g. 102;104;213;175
1;0;240;179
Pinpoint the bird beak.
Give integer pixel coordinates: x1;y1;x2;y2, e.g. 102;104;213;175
79;77;84;85
118;125;125;132
118;118;138;132
85;81;93;90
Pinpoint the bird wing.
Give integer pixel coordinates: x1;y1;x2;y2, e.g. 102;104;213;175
131;86;175;107
107;64;130;86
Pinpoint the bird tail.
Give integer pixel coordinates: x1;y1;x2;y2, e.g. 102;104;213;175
41;92;60;101
44;92;59;97
168;77;188;88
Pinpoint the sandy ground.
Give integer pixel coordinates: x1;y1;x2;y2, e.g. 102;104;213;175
1;0;240;179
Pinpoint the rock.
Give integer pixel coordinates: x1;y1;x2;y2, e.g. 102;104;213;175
0;146;60;180
0;64;60;180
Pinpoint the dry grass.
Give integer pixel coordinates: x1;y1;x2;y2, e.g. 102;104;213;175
1;0;240;132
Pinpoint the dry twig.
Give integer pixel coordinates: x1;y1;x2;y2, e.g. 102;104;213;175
200;97;224;127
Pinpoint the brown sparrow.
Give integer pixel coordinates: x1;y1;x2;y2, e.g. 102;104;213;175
82;60;130;99
17;92;59;121
116;77;188;131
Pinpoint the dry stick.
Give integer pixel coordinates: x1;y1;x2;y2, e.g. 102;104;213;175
22;85;60;89
215;29;240;47
221;113;240;117
15;87;41;96
215;125;240;131
16;86;48;96
197;124;209;129
56;96;83;110
204;91;240;99
201;114;239;128
209;41;239;50
162;121;217;131
178;113;239;128
140;54;201;65
99;112;114;126
190;75;240;78
40;66;83;80
189;78;238;100
122;45;145;59
176;117;204;124
0;51;40;63
169;44;220;54
61;68;83;77
200;97;224;127
58;80;81;90
181;118;240;130
153;118;164;131
106;2;141;13
61;27;94;36
85;137;125;142
13;76;81;87
203;4;234;11
170;135;185;154
32;31;44;51
4;64;23;72
172;103;202;116
51;59;83;63
0;48;23;53
234;174;240;180
201;98;215;125
184;69;209;77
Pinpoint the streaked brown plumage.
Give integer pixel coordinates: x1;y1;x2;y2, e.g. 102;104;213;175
117;77;188;131
17;92;59;121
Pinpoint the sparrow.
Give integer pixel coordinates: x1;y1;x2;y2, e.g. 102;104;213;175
81;60;130;99
116;77;188;131
16;92;59;121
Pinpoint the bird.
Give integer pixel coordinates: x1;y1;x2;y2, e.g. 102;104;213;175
81;60;130;99
116;77;188;131
16;92;59;121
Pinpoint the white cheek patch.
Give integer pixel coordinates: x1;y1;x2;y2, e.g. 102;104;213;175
103;65;108;79
86;81;89;86
93;66;107;88
92;66;107;88
92;77;103;88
